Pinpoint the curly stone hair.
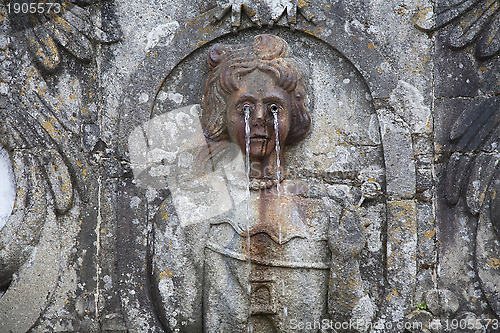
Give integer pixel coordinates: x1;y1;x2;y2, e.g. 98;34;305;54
201;34;311;145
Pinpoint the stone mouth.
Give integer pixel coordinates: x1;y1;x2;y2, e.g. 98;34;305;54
250;135;270;141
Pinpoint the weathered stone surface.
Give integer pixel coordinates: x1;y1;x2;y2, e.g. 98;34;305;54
0;0;498;332
424;289;460;318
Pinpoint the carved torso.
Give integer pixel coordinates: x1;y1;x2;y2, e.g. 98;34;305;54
204;180;336;332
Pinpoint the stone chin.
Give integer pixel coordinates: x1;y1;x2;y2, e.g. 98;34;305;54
247;138;275;159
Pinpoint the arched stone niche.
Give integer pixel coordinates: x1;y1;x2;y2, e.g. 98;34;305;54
118;13;421;331
148;28;385;331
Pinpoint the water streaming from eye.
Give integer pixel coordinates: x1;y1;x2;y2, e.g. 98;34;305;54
244;109;253;333
244;110;251;251
273;111;281;199
272;111;286;301
272;111;283;246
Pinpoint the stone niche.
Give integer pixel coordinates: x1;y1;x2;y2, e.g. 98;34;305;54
0;0;499;332
147;29;385;332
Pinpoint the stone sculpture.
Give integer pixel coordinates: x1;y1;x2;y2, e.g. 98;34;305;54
151;34;373;332
1;0;499;331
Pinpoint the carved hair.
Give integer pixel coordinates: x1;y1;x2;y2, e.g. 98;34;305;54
201;34;311;145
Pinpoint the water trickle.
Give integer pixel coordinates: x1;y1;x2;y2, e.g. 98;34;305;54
272;110;287;316
244;106;252;326
272;111;281;198
272;111;284;249
244;108;251;250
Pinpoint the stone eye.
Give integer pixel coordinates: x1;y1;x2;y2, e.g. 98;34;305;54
242;103;251;115
269;103;279;114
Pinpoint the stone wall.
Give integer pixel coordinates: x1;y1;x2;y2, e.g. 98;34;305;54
0;0;499;332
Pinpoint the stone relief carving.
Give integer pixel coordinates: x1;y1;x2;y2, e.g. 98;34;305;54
444;96;500;318
415;0;500;60
4;0;489;330
0;1;123;331
4;0;121;72
202;0;317;30
129;33;386;332
0;36;87;332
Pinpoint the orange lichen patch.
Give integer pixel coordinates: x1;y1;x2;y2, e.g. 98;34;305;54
385;288;400;301
389;201;417;228
54;16;72;31
32;37;59;70
302;26;324;38
394;5;407;16
459;0;499;29
159;268;173;279
367;43;375;50
424;230;435;239
487;258;500;269
298;0;308;7
195;39;208;49
413;7;432;26
198;22;215;36
242;4;256;17
480;66;488;72
53;165;71;194
42;120;62;139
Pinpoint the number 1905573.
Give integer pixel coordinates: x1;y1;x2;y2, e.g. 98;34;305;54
6;2;63;15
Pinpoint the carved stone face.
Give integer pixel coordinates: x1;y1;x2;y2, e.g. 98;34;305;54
226;70;292;160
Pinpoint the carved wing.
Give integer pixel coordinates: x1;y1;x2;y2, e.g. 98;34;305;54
445;96;500;234
444;96;500;316
0;38;89;284
0;4;98;326
415;0;500;59
8;0;121;72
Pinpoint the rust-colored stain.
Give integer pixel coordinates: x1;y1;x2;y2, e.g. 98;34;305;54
201;34;314;316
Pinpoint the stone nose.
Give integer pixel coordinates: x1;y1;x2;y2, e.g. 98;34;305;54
251;102;267;126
